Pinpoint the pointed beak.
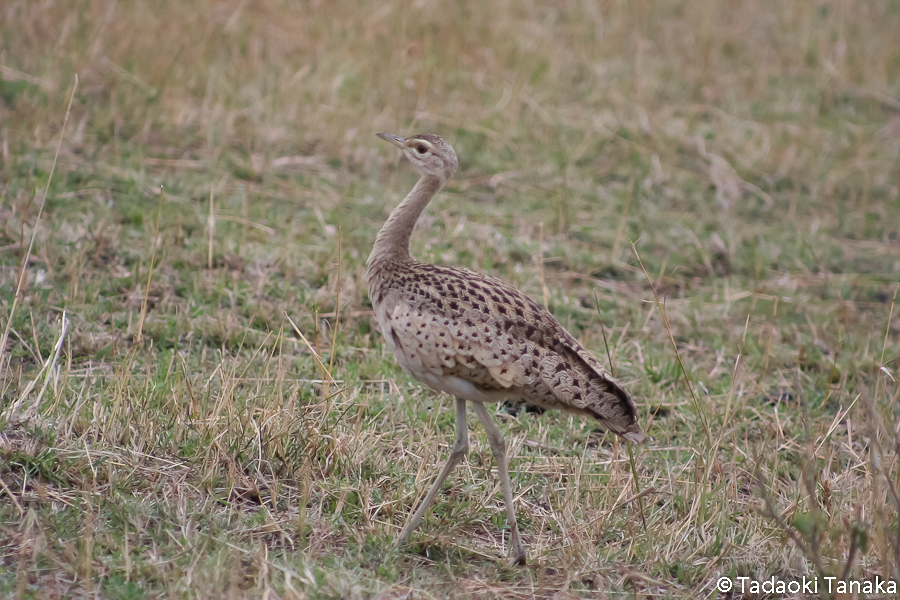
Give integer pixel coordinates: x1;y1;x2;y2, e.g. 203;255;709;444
376;132;406;149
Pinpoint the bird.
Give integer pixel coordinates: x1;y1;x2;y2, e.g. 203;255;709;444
366;132;644;565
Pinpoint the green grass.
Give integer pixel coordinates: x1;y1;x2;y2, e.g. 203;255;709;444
1;0;900;598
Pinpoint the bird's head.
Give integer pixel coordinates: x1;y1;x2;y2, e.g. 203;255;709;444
377;132;458;181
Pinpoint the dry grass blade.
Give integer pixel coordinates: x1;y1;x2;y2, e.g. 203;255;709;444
208;182;215;270
134;186;165;344
1;1;898;597
593;289;616;377
284;313;341;395
3;312;68;424
0;75;77;380
631;242;711;445
327;226;342;399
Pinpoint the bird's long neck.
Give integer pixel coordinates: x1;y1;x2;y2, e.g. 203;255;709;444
367;174;444;272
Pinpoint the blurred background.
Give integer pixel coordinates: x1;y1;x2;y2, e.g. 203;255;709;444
3;1;899;251
3;1;898;291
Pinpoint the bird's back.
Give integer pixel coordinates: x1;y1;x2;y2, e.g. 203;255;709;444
369;260;644;442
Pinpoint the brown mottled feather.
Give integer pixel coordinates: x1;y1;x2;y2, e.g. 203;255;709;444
368;259;644;442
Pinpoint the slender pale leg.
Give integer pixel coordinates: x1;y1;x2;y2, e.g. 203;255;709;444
471;401;526;565
398;397;469;545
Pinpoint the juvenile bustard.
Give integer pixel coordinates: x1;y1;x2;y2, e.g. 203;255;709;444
367;132;644;565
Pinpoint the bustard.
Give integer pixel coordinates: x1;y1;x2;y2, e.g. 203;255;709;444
367;132;644;565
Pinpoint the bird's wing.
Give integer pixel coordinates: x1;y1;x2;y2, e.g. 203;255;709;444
381;264;643;440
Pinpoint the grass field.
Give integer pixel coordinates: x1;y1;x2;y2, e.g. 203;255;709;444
1;1;900;598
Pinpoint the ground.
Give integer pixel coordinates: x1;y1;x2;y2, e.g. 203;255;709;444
1;1;900;598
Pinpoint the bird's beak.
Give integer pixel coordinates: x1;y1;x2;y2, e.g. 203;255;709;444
376;132;406;149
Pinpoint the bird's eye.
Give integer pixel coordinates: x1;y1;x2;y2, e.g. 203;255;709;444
416;145;427;154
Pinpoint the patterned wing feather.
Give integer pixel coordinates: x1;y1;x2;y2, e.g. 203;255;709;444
373;262;644;442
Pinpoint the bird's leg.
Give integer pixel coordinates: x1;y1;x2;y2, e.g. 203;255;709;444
471;401;526;566
398;396;469;546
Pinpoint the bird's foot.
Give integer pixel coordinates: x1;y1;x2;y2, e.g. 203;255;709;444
508;550;527;566
507;530;526;565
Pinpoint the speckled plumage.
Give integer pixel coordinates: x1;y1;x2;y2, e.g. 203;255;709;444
368;260;643;440
367;132;643;565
